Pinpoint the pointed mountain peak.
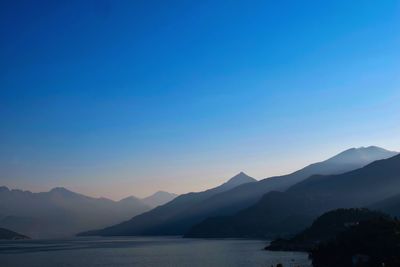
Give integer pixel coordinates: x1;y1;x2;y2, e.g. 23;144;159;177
220;172;257;189
228;172;256;183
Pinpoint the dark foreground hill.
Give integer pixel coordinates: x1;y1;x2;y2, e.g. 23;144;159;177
266;208;389;252
0;227;30;240
310;216;400;267
186;153;400;238
81;146;396;237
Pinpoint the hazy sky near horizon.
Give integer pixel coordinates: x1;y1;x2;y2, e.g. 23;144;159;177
1;0;399;199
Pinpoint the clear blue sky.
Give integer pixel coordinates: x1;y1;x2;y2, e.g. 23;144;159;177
1;0;399;199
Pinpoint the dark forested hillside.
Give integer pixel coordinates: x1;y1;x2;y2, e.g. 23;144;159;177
266;208;389;251
310;216;400;267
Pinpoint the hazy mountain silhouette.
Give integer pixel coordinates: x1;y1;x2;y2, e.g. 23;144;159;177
0;227;30;240
176;147;398;231
186;151;400;238
80;146;396;237
78;172;257;236
141;191;178;208
369;192;400;217
0;187;150;238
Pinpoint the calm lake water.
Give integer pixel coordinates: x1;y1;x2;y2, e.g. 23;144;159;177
0;236;311;267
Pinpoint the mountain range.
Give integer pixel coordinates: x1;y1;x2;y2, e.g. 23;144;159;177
80;146;397;237
186;148;400;238
0;187;176;238
141;191;178;208
79;172;258;236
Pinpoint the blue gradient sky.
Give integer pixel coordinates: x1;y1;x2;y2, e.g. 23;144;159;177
1;0;399;199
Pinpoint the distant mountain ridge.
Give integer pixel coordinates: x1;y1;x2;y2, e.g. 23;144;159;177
368;189;400;218
0;187;151;238
141;191;178;208
186;151;400;238
78;172;257;236
81;146;396;237
217;172;258;190
323;146;397;165
179;146;399;232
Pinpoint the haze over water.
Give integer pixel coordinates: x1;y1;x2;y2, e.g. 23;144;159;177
0;237;310;267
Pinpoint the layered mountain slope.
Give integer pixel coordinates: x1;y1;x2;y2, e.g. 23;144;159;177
141;191;178;208
78;172;257;236
369;192;400;217
81;146;396;237
175;147;397;227
0;187;150;238
186;153;400;238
